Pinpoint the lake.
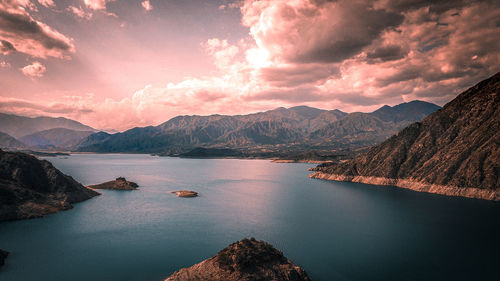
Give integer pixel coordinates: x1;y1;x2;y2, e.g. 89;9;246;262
0;154;499;281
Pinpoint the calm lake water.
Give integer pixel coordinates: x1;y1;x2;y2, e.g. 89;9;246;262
0;154;499;281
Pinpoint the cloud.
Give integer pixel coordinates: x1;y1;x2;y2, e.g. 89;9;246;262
0;0;75;59
141;0;152;11
67;6;93;20
83;0;115;10
37;0;54;8
20;61;46;78
241;0;404;64
0;39;15;54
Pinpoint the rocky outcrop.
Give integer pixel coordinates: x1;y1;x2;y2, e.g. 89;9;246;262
0;149;100;221
165;238;311;281
0;249;8;268
171;190;198;197
311;72;500;201
88;177;138;190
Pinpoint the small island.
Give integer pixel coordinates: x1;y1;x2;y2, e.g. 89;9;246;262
165;238;311;281
0;249;9;268
171;190;198;197
88;177;138;190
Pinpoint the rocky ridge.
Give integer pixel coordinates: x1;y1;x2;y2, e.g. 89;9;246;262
165;238;311;281
311;72;500;201
0;149;100;221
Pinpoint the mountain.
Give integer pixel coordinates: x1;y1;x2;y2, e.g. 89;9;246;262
309;101;441;146
78;102;439;154
0;132;25;149
0;149;100;221
20;128;95;150
310;72;500;201
165;238;311;281
0;113;96;138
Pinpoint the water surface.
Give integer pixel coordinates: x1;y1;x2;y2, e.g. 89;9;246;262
0;154;498;281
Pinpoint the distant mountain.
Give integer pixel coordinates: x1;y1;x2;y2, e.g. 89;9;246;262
0;113;96;138
20;128;95;150
311;73;500;201
78;102;440;154
309;101;441;146
0;132;25;149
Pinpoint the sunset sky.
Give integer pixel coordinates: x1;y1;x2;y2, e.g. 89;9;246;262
0;0;499;131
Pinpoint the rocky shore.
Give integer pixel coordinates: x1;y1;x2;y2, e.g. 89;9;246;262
0;249;8;268
0;149;100;221
310;171;498;200
88;177;138;190
165;238;311;281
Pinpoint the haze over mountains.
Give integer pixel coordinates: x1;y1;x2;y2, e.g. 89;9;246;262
311;72;500;200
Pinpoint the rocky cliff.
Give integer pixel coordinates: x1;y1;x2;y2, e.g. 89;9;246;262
311;72;500;201
0;149;100;221
165;238;312;281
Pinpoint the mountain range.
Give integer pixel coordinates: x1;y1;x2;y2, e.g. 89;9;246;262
0;113;96;138
78;101;440;154
311;72;500;200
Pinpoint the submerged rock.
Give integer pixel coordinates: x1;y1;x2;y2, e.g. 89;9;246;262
171;190;198;197
0;249;8;268
0;149;100;221
165;238;312;281
88;177;138;190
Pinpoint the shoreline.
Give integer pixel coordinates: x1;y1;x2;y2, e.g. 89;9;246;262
309;171;498;201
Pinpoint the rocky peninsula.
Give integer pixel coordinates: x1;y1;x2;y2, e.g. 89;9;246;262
0;249;8;268
171;190;198;197
165;238;311;281
311;73;500;201
0;149;100;221
88;177;138;190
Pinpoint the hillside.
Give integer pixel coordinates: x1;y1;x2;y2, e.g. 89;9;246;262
0;132;25;149
165;238;311;281
78;102;439;154
0;149;100;221
0;113;96;138
20;128;95;150
311;73;500;200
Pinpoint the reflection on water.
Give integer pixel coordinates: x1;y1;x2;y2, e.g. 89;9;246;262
0;154;498;281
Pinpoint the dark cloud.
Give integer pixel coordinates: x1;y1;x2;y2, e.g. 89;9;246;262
0;99;94;115
0;39;15;54
366;45;407;62
0;1;74;58
291;2;404;63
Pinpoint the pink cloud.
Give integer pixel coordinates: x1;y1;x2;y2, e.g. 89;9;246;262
141;0;152;11
20;61;46;78
67;6;93;20
83;0;114;10
38;0;54;8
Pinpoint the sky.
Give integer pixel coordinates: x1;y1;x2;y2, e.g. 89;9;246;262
0;0;499;131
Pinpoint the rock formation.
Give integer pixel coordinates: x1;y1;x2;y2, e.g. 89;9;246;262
310;72;500;201
165;238;312;281
0;149;100;221
88;177;138;190
171;190;198;197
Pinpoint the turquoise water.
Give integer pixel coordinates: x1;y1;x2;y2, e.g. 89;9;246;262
0;154;499;281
